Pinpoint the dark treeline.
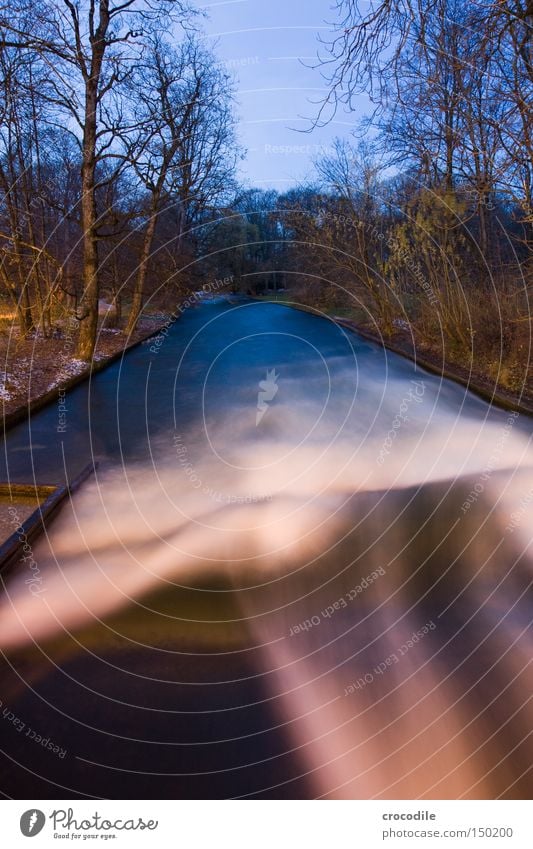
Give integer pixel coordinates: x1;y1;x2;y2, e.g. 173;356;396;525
0;0;238;359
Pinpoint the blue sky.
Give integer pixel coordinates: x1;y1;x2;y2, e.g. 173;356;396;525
200;0;368;190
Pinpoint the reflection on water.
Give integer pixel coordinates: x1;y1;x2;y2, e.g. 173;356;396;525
1;302;533;798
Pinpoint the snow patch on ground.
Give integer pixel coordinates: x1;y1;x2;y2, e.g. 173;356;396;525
1;362;29;401
59;358;86;376
44;358;87;392
393;318;411;331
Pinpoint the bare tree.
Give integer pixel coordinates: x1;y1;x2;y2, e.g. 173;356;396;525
314;138;397;331
1;0;196;359
0;36;57;335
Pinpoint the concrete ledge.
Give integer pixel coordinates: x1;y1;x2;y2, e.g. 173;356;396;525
0;461;96;573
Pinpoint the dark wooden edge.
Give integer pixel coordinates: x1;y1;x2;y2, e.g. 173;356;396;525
0;461;97;573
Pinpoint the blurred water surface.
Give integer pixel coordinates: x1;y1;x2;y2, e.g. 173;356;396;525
1;301;533;798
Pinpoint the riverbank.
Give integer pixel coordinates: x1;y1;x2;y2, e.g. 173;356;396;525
333;317;533;418
0;313;170;433
4;295;532;436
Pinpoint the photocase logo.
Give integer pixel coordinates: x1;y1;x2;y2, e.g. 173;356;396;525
256;368;279;425
20;809;46;837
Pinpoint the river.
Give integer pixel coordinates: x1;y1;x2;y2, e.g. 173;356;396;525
1;300;533;798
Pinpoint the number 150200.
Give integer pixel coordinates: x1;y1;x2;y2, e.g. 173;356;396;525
473;827;514;838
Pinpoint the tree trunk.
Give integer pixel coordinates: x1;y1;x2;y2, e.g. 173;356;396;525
76;81;100;362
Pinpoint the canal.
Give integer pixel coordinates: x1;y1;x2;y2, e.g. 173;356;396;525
1;300;532;798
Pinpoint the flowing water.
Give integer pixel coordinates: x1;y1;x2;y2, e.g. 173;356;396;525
1;300;533;799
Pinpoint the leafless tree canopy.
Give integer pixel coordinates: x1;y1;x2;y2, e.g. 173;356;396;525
0;0;238;358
